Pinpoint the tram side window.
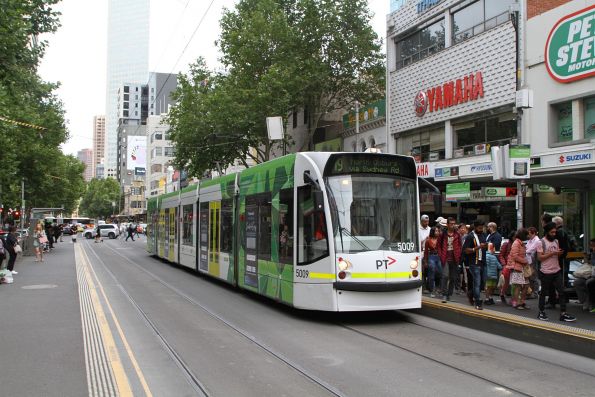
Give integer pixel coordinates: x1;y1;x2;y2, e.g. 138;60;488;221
221;199;233;254
182;204;193;246
298;185;329;265
258;194;272;260
278;188;293;264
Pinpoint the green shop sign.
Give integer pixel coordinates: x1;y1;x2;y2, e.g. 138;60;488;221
342;99;386;129
546;4;595;83
446;182;470;202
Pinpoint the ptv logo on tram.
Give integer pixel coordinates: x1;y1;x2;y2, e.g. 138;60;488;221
376;256;397;269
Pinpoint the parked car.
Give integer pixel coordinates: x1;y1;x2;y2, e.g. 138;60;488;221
84;224;120;239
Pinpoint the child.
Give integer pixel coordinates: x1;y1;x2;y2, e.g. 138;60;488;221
484;243;502;305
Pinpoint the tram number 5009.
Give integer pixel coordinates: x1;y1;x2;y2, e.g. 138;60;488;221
296;269;310;278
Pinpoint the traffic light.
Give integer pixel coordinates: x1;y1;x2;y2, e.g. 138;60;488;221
13;210;20;219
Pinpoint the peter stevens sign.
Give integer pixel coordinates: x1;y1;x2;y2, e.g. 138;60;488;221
546;4;595;83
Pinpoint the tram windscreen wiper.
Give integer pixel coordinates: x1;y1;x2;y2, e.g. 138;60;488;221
340;227;371;252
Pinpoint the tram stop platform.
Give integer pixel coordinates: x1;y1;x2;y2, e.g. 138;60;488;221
415;291;595;359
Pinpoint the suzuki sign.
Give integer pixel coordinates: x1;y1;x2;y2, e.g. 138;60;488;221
545;4;595;83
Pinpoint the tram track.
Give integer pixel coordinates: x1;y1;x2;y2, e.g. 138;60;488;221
84;240;344;397
87;240;593;397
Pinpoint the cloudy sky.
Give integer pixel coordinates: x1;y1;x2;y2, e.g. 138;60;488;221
38;0;390;156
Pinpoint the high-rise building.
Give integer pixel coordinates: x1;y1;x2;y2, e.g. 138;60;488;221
105;0;149;179
77;148;94;182
92;115;106;178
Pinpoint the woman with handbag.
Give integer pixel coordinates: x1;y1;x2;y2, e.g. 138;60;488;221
507;228;530;309
33;223;45;262
5;226;19;275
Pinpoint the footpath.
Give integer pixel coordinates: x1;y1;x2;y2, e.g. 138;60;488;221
416;289;595;359
0;239;88;396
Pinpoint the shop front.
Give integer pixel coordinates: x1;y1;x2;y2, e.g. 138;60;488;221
523;2;595;251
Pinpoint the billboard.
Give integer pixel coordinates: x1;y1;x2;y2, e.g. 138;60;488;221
127;136;146;171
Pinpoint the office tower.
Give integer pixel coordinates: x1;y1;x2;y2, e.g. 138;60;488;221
92;115;106;178
77;148;94;182
105;0;149;179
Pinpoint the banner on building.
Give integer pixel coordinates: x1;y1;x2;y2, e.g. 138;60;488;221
446;182;470;201
127;136;147;171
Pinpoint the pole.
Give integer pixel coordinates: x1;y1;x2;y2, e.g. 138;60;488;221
21;178;25;230
355;100;360;136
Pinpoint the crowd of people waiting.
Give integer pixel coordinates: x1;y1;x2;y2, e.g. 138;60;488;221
420;213;595;322
0;220;65;283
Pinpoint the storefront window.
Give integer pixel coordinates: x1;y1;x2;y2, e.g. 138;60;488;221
403;127;445;162
584;96;595;140
396;19;445;69
452;0;513;44
554;101;573;142
455;113;516;156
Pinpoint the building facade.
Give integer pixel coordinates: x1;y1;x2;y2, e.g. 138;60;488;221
77;148;94;182
92;115;105;178
522;0;595;251
342;99;387;152
146;114;174;197
387;0;519;234
105;0;150;179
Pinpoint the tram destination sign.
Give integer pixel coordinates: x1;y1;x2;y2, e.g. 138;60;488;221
545;4;595;83
325;154;416;179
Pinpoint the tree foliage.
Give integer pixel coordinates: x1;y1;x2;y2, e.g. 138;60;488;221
168;0;384;177
79;178;121;219
0;1;86;218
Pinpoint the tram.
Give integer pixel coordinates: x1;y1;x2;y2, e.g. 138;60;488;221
147;152;422;311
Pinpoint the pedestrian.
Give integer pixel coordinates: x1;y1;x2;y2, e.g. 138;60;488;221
33;223;45;262
5;226;19;275
45;221;54;250
125;224;135;241
53;223;61;244
508;228;531;310
424;226;442;298
536;222;576;322
524;227;541;299
463;220;487;310
0;235;5;269
420;215;431;290
484;243;502;305
458;223;469;294
498;231;516;304
486;222;502;251
437;217;462;303
435;216;447;230
134;224;141;238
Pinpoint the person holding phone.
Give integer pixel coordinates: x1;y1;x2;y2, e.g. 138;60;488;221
536;222;576;322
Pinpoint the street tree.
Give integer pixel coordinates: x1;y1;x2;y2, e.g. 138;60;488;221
168;0;384;177
79;178;121;220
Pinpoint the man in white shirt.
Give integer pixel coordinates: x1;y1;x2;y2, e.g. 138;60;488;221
420;214;431;291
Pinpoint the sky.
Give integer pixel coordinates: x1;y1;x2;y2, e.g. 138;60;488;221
38;0;390;156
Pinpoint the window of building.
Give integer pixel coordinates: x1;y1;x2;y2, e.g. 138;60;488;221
135;103;138;108
360;140;367;152
164;131;170;140
135;111;138;116
135;87;138;92
123;110;129;117
395;18;445;69
155;133;162;140
164;147;175;156
402;127;445;162
124;86;129;93
123;102;129;109
124;94;129;101
454;113;516;155
278;188;293;264
584;96;595;140
553;101;573;143
182;204;194;246
292;109;298;129
452;0;513;44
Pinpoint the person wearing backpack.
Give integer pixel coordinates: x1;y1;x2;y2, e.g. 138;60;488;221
536;222;576;322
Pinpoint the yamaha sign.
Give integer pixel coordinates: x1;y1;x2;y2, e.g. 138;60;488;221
545;4;595;83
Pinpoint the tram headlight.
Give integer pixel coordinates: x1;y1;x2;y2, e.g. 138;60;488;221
409;257;419;270
337;257;352;272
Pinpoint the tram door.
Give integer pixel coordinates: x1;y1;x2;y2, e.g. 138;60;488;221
244;193;271;289
199;202;209;272
209;201;221;277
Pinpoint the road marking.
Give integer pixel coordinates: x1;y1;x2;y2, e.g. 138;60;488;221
80;242;154;397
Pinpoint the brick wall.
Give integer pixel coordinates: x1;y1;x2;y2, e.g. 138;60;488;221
527;0;573;19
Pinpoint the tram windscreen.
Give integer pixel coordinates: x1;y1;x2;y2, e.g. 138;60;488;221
326;175;418;253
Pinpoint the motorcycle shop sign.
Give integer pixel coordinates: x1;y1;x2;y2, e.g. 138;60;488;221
415;71;484;116
545;4;595;83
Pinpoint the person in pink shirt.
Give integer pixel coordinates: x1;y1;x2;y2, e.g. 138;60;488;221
536;222;576;322
524;227;541;299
